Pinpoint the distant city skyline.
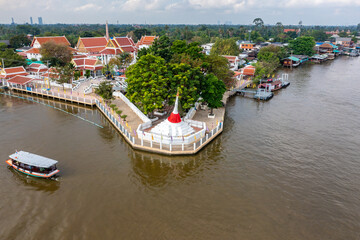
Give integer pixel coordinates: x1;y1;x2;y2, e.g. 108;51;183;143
1;0;360;26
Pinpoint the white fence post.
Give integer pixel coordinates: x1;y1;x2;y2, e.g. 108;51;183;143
182;144;184;151
193;143;196;150
150;140;153;148
206;134;208;141
170;144;172;152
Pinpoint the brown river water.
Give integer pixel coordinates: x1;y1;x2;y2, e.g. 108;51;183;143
0;56;360;240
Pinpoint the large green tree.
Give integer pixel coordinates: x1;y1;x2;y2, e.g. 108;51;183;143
9;35;31;49
0;48;27;68
289;36;315;56
168;63;204;110
126;54;169;116
203;54;235;88
210;39;240;56
311;30;328;42
201;74;226;115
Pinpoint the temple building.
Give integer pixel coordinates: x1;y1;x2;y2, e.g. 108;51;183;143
25;36;73;61
136;36;158;49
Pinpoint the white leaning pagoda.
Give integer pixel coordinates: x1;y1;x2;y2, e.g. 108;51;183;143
150;91;195;138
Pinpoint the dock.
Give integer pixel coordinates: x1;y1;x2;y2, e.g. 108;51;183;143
237;88;274;101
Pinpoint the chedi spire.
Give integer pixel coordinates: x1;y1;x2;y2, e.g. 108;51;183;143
167;89;181;123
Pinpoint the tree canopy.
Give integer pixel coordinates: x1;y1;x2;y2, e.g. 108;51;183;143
126;54;170;116
9;35;31;49
210;38;240;56
289;36;315;56
40;41;72;66
201;74;226;115
203;54;235;88
95;81;113;101
0;48;27;68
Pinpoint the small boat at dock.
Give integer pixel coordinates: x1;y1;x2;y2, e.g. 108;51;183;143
6;151;59;178
258;78;290;92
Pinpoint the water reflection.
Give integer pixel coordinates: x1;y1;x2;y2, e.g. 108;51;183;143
8;167;60;193
128;137;224;189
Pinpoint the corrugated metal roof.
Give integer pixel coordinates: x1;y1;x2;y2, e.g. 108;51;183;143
286;56;300;61
9;151;58;168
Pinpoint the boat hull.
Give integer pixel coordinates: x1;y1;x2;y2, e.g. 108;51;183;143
6;159;59;178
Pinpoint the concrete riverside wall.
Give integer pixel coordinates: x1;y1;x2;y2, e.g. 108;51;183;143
113;91;151;123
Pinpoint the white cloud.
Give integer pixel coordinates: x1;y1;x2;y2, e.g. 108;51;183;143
74;3;101;11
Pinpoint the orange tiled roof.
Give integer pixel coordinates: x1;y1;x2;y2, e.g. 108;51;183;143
80;37;108;48
136;36;158;47
7;75;33;85
242;65;255;76
115;37;136;47
222;55;238;63
2;66;26;74
25;48;40;54
32;36;70;47
85;47;106;54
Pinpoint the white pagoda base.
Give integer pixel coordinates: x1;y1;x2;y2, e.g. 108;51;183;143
150;119;195;137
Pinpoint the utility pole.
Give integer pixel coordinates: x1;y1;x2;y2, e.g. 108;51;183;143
1;58;4;69
290;50;293;70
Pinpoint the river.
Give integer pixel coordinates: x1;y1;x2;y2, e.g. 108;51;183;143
0;56;359;240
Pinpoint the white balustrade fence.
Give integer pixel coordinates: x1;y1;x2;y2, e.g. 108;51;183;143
113;91;151;123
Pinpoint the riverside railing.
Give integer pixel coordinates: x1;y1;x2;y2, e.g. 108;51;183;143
95;99;136;144
12;85;95;105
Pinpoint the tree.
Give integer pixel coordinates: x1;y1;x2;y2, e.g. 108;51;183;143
276;22;284;34
52;63;75;89
125;55;169;117
0;43;7;50
338;31;348;37
95;81;113;101
257;45;286;63
311;30;327;41
168;63;204;110
40;41;72;66
210;39;240;56
9;35;31;49
253;18;264;28
201;74;226;115
109;52;133;71
203;54;235;88
0;48;27;68
289;36;315;56
148;35;172;62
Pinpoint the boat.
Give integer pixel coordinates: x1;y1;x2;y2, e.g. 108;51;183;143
6;151;59;178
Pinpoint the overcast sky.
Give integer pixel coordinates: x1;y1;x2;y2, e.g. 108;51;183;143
1;0;360;25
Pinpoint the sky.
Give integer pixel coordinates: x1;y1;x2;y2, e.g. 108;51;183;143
1;0;360;25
